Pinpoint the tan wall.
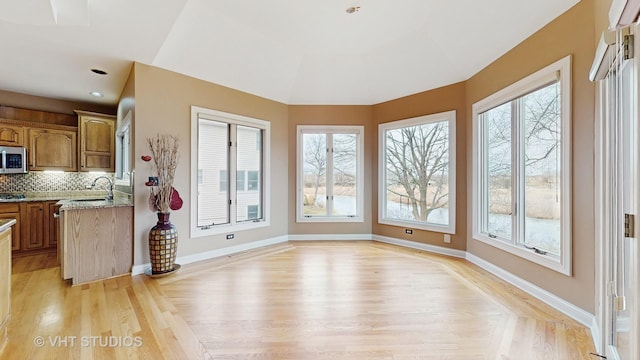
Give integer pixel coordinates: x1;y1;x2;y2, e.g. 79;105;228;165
466;0;596;312
288;105;373;236
0;89;116;115
371;82;467;251
133;63;289;266
594;0;612;38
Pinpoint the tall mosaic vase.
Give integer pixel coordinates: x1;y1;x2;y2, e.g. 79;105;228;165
148;212;178;274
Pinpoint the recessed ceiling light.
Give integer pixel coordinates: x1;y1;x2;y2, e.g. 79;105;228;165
91;68;107;75
346;6;360;14
89;91;104;97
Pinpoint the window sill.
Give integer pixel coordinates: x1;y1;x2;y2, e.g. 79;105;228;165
472;233;571;276
191;220;270;238
297;216;363;223
378;218;455;234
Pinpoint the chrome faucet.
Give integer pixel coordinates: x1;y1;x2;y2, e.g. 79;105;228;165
91;176;114;201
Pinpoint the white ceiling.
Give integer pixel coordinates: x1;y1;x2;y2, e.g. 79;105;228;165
0;0;580;106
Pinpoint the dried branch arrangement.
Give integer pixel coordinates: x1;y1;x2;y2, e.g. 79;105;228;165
146;134;180;212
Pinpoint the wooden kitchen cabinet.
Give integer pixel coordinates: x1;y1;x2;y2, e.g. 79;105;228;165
0;203;20;251
0;123;24;147
76;111;115;172
47;202;60;248
20;202;45;250
8;201;57;255
27;127;77;171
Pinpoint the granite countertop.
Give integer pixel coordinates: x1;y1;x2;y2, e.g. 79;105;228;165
0;190;111;202
56;195;133;210
0;190;133;210
0;219;17;232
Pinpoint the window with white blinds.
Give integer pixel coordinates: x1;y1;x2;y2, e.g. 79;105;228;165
191;106;270;237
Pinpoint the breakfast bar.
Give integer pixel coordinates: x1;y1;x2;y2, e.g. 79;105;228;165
0;218;16;353
57;196;133;285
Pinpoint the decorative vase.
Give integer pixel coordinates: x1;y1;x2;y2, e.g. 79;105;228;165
148;212;178;275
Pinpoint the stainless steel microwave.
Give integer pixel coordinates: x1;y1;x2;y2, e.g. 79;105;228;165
0;146;27;174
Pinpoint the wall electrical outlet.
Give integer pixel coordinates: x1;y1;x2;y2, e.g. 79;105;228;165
226;234;234;240
405;229;413;234
443;234;451;243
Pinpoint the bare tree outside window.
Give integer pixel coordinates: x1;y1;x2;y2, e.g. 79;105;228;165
299;127;362;220
331;134;357;215
480;81;561;254
483;102;512;238
384;121;449;224
523;82;561;254
302;134;326;214
472;56;570;273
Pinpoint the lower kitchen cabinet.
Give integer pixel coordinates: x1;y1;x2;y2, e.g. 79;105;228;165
47;202;60;248
20;202;45;250
0;203;20;251
3;200;59;256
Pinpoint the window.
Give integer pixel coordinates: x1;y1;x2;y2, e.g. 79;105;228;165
472;56;571;275
297;126;364;222
378;111;456;233
115;110;131;185
191;106;270;237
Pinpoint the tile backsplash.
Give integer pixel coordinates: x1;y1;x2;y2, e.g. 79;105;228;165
0;172;115;193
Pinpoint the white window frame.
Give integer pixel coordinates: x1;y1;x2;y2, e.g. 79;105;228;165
471;55;572;275
378;111;457;234
114;110;131;185
190;106;270;238
296;125;364;223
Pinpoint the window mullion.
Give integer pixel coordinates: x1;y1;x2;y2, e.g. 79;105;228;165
229;124;238;225
480;113;489;235
326;133;334;216
512;99;524;246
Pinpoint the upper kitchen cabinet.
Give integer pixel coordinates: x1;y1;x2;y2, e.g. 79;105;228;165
28;127;77;171
76;111;115;172
0;124;24;146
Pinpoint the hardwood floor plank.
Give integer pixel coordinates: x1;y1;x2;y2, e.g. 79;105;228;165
1;242;596;359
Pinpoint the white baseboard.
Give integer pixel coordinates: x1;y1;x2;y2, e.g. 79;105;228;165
131;235;289;275
465;253;596;329
288;233;372;241
372;234;467;259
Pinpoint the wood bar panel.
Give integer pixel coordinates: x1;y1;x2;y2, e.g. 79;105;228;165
62;206;132;285
0;228;11;353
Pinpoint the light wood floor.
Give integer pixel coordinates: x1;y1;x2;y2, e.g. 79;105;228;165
3;241;596;359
